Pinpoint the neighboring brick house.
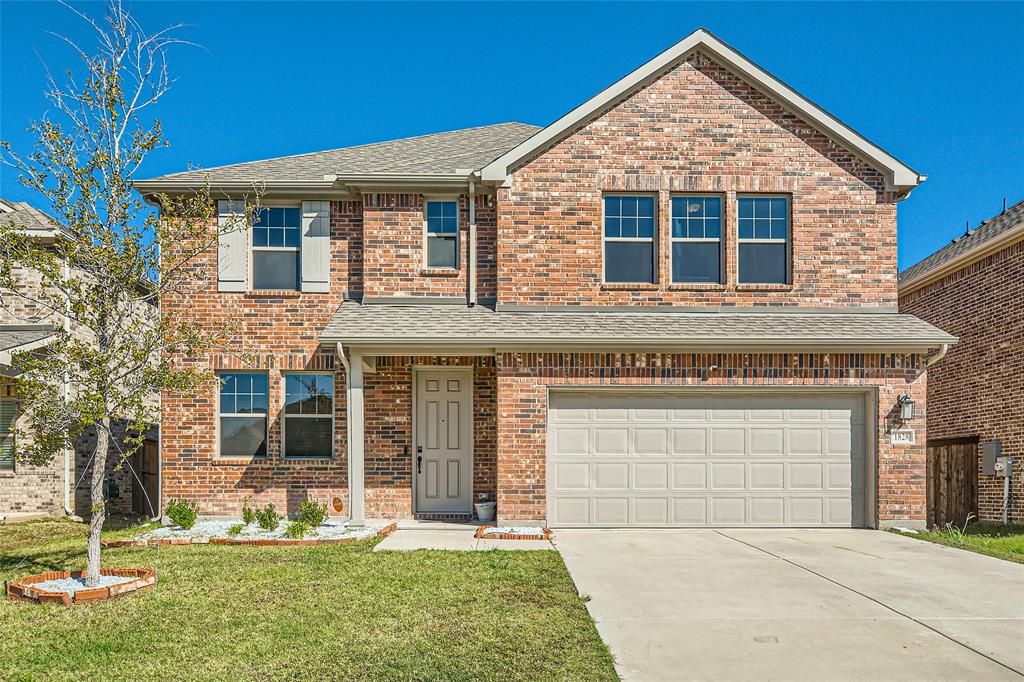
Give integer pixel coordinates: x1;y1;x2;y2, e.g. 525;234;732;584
899;199;1023;524
138;29;953;529
0;197;158;518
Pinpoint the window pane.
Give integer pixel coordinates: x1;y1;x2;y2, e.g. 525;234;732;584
637;196;655;217
254;209;269;227
220;416;267;457
605;241;654;283
285;226;300;248
672;242;721;284
270;227;284;247
427;235;457;268
286;374;333;415
253;250;299;290
705;217;721;239
637;217;654;239
284;417;333;458
769;198;787;219
253;228;269;247
427;202;458;235
739;242;787;284
284;207;300;228
622;196;638;217
738;198;754;219
605;216;620;238
220;393;236;415
770;218;788;241
754;219;772;239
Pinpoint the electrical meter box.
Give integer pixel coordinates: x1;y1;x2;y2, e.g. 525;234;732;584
983;441;1002;476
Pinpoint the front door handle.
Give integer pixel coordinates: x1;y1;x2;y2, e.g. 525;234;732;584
416;455;423;474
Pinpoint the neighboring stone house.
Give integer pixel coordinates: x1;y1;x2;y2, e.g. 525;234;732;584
899;199;1023;524
0;196;157;518
138;29;953;529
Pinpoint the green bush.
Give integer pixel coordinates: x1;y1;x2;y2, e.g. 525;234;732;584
297;500;328;527
165;499;199;530
255;503;281;531
227;523;244;537
241;497;255;525
284;521;308;540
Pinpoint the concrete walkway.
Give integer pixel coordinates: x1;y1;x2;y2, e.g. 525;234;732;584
373;520;553;551
555;529;1024;681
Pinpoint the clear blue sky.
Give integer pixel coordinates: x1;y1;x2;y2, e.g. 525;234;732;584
2;1;1022;270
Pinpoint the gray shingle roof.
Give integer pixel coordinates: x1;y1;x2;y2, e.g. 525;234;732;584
0;325;54;353
320;303;956;350
0;197;60;234
900;198;1024;286
142;123;540;184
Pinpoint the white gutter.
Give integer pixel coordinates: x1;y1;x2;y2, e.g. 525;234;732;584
924;343;950;368
468;178;477;305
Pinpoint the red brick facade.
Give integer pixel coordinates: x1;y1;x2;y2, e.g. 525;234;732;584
900;239;1024;523
497;54;899;308
495;352;926;525
160;46;933;526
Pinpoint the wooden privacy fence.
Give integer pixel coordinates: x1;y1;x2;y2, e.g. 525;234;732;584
926;438;978;529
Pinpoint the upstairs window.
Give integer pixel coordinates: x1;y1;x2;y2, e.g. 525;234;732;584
252;207;300;290
671;196;722;283
283;374;334;459
425;200;458;269
738;196;790;284
604;195;656;283
218;373;268;458
0;399;13;471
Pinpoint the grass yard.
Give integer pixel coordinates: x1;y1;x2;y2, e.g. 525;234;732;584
892;522;1024;565
0;518;616;681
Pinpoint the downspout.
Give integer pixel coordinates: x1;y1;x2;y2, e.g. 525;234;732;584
468;178;477;306
924;343;949;368
62;257;73;515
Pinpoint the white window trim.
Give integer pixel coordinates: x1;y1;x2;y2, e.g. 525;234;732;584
216;372;269;460
281;371;335;460
737;194;792;285
670;194;725;284
602;193;658;284
423;197;460;270
251;203;301;291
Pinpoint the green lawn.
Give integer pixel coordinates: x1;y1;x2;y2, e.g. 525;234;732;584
0;518;616;681
892;522;1024;564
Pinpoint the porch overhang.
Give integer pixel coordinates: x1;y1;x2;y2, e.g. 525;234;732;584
0;325;55;374
320;302;958;355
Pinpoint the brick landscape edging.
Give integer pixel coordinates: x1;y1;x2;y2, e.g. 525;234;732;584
100;522;398;548
474;525;552;541
6;567;156;606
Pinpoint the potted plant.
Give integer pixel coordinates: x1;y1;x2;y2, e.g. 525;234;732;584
474;493;496;523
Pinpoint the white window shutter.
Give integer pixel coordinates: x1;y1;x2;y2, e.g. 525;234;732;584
217;200;247;292
301;200;331;293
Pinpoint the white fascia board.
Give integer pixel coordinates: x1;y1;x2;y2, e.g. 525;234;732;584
481;29;923;192
0;334;55;367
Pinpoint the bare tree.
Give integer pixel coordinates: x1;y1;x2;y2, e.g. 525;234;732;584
0;1;256;585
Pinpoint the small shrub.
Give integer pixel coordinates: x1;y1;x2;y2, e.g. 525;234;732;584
227;523;244;537
255;503;281;531
284;521;308;540
939;513;976;545
297;500;328;527
165;499;198;530
241;497;255;525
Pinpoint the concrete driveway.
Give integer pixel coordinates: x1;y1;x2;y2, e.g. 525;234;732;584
555;529;1024;681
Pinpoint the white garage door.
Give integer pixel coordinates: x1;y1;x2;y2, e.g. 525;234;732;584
547;392;867;528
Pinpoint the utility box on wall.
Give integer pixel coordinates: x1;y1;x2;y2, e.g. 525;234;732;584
982;441;1002;476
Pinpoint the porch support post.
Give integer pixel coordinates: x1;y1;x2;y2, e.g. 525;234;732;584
345;346;366;526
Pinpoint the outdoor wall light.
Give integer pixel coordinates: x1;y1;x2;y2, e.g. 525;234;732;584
897;394;915;423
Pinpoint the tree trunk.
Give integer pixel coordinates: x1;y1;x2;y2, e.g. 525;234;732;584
85;417;111;587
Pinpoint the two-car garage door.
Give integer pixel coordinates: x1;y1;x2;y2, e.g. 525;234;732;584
547;391;868;528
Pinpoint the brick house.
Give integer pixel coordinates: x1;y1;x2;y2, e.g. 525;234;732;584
0;197;159;518
899;199;1023;524
138;29;953;529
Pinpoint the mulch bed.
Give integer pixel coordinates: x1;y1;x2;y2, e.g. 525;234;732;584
474;525;553;540
101;522;398;548
6;567;156;606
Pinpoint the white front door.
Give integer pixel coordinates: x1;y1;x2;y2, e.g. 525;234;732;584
415;369;472;513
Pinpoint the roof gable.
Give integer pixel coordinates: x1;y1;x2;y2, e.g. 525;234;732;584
481;29;923;195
